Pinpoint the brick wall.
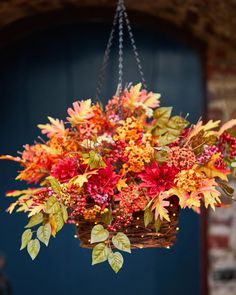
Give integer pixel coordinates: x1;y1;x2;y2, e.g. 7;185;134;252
207;47;236;295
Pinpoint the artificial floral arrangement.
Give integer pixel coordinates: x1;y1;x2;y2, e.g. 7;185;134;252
1;83;236;273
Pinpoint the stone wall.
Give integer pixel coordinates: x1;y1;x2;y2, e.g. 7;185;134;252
0;0;235;50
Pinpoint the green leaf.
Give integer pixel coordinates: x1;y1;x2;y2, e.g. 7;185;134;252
167;116;189;134
46;196;61;214
158;133;178;146
25;213;43;228
91;224;109;244
154;150;168;163
27;239;40;260
46;176;61;196
37;223;51;246
144;207;153;227
108;252;124;273
152;127;168;137
20;229;32;250
102;210;112;225
54;212;64;232
61;204;68;222
83;151;106;169
153;107;172;128
92;243;110;265
112;232;131;253
154;218;161;233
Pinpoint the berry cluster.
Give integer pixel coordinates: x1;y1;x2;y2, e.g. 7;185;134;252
83;205;102;220
197;145;220;164
107;210;133;231
219;132;236;158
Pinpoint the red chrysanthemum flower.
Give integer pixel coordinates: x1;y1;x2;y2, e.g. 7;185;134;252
51;157;79;183
87;163;120;206
138;162;178;198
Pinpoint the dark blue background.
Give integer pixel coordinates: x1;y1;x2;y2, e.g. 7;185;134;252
0;23;203;295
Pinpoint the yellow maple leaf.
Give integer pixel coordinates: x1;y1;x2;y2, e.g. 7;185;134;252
185;193;201;209
203;190;221;211
69;170;98;187
195;154;230;181
189;180;221;211
203;120;221;131
116;178;128;191
151;192;170;222
167;188;189;208
129;83;142;104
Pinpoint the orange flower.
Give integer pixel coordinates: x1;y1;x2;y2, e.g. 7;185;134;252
123;140;153;173
113;116;143;142
174;169;206;192
168;146;196;169
118;184;148;214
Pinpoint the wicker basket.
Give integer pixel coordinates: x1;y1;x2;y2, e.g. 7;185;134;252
76;201;179;249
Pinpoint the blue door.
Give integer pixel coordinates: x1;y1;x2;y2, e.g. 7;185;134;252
0;23;203;295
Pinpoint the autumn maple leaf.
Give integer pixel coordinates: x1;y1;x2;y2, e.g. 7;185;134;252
189;177;221;211
167;187;189;208
125;83;160;117
196;153;230;181
38;116;67;138
69;170;98;188
217;119;236;136
151;192;170;222
67;99;94;127
185;120;220;145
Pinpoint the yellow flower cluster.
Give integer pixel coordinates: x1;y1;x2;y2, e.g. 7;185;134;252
48;133;79;154
174;169;205;192
113;116;143;142
123;140;154;173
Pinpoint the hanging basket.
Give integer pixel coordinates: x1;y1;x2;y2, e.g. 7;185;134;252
1;82;236;273
1;0;236;274
77;202;179;249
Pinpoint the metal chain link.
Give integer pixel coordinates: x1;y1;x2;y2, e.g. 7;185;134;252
95;0;147;102
121;2;147;89
95;2;120;102
118;0;124;95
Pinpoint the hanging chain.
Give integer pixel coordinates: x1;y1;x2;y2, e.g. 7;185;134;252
121;2;147;90
95;0;147;101
95;3;120;102
118;0;124;95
